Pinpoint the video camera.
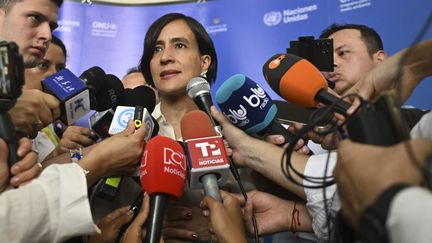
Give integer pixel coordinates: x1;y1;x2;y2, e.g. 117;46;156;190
0;41;24;109
287;36;334;72
347;91;410;146
0;41;25;168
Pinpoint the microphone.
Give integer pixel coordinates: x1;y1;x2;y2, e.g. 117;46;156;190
42;68;91;125
42;68;126;125
214;74;295;143
88;109;114;139
108;85;158;140
97;74;125;110
186;76;222;135
181;110;230;202
97;86;158;200
262;53;351;113
139;135;186;243
80;67;125;111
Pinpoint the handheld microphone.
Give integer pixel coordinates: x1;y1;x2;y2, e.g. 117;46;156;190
181;110;230;202
215;74;295;143
88;87;131;139
88;109;114;139
42;68;91;125
186;76;222;135
139;135;186;243
108;85;158;140
80;67;125;111
97;86;158;200
263;53;351;113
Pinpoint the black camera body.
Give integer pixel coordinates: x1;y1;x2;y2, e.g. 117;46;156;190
347;91;410;146
0;41;24;169
287;36;334;72
0;41;24;110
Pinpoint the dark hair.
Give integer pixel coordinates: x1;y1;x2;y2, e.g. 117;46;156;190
51;35;67;59
319;23;384;56
126;66;141;75
0;0;63;12
139;13;217;88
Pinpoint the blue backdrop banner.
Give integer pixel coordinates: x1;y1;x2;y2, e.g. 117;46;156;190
56;0;432;109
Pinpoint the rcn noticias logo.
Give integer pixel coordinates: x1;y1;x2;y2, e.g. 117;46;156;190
164;147;186;171
263;11;282;26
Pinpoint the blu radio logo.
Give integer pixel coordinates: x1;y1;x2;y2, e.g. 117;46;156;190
224;105;249;126
117;108;134;127
263;11;282;26
243;84;267;108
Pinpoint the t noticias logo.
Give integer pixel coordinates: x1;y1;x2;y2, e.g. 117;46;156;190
195;142;222;157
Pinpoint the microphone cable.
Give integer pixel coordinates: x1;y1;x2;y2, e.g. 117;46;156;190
280;94;365;242
227;155;259;243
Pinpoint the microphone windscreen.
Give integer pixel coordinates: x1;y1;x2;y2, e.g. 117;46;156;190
263;53;328;107
181;110;216;140
124;85;156;113
98;74;125;110
79;66;106;91
186;76;210;99
214;74;277;134
139;135;186;199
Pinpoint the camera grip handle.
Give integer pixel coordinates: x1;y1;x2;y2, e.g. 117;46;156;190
0;112;21;169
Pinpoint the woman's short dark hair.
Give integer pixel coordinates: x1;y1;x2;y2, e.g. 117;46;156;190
51;35;67;59
139;13;218;88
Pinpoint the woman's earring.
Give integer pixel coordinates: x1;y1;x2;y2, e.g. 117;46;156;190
200;71;207;78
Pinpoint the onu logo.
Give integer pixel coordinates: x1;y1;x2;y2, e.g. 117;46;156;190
224;105;247;124
195;142;221;157
263;11;282;26
164;148;186;170
243;84;267;108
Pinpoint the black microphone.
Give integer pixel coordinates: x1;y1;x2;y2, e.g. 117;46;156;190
186;76;222;135
80;68;125;111
97;85;159;200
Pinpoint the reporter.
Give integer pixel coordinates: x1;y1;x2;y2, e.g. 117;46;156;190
334;107;432;243
88;206;134;243
233;190;313;236
0;120;147;242
212;106;338;240
0;0;63;138
120;193;154;243
346;39;432;111
0;137;41;192
46;125;96;160
77;120;147;186
200;191;247;243
9;89;61;138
